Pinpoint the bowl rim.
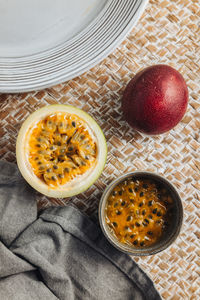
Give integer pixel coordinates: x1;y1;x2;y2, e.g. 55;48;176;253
98;171;183;256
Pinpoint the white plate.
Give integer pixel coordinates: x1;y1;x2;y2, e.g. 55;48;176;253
0;0;148;92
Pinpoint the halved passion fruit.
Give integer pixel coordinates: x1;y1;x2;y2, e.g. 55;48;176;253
16;105;107;198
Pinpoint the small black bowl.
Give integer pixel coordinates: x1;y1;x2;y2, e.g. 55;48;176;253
99;172;183;256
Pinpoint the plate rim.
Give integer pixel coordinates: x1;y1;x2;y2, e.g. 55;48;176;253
0;0;148;93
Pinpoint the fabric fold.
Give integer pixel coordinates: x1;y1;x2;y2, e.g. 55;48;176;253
0;161;161;300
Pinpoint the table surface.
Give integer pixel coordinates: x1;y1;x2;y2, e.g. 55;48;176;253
0;0;199;299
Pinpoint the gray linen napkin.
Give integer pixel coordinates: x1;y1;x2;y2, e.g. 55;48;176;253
0;161;161;300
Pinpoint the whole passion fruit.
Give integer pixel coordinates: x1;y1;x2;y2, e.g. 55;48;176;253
122;65;189;135
16;105;107;198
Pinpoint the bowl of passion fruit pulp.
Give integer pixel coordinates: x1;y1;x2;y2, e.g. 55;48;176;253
99;172;183;256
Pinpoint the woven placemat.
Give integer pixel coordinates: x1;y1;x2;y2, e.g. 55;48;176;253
0;0;199;299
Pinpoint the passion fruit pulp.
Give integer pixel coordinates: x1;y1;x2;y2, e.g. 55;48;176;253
16;105;107;198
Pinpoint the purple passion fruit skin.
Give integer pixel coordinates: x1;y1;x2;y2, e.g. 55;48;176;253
122;65;188;135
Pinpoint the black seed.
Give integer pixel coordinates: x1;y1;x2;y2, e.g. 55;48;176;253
118;190;123;196
164;200;170;206
121;201;126;206
148;200;153;206
158;194;162;200
37;137;42;142
112;190;117;196
142;222;148;227
81;161;86;166
58;174;64;178
144;218;149;224
156;220;161;224
68;146;73;151
58;155;65;160
36;144;41;148
80;135;85;140
51;176;56;181
142;210;146;216
129;188;133;193
47;168;52;173
85;156;89;160
53;165;58;170
130;199;135;204
64;168;69;173
140;192;144;197
50;146;54;150
60;149;65;154
135;222;140;227
131;224;135;229
148;214;153;219
114;202;118;208
139;202;143;207
134;187;138;192
126;216;132;222
157;211;162;217
48;121;52;125
124;226;129;231
116;210;121;215
133;240;138;245
152;208;157;214
140;241;145;246
37;161;42;165
34;157;39;161
143;184;148;189
130;234;135;239
57;141;61;146
112;222;118;227
72;121;76;127
147;231;153;236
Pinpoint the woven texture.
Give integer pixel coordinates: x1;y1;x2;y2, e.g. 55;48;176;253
0;0;199;299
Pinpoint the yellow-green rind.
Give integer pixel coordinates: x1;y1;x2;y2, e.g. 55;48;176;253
16;104;107;198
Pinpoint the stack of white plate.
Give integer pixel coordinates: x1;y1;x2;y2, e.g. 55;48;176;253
0;0;148;92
